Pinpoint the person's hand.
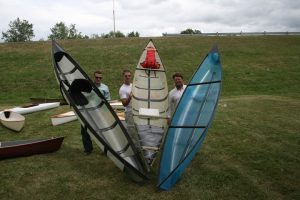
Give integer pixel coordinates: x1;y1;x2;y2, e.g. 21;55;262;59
128;92;132;102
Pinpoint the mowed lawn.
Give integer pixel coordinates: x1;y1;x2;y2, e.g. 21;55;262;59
0;36;299;200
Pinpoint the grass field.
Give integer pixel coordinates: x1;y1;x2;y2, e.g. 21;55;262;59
0;36;299;199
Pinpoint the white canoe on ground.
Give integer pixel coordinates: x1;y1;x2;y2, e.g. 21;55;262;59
51;109;125;126
0;102;60;115
109;101;125;110
51;101;124;126
0;111;25;132
51;111;77;126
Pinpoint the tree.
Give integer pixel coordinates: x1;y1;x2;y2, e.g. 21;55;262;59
48;22;69;40
127;31;140;37
180;28;201;34
48;22;89;40
68;24;80;39
101;30;125;38
68;24;89;39
115;31;125;38
194;29;201;34
1;18;35;42
101;33;110;38
90;34;101;39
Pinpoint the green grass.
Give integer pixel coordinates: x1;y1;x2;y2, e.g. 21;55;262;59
0;36;299;199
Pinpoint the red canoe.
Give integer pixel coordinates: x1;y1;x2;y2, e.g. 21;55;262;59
0;136;64;159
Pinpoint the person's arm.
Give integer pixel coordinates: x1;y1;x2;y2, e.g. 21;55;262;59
106;86;111;101
121;92;132;107
119;86;132;107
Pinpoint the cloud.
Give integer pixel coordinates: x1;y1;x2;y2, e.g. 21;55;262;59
0;0;299;41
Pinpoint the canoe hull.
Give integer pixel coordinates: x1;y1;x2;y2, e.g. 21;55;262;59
158;45;222;190
51;110;125;126
132;40;168;166
0;111;25;132
132;40;168;128
0;137;64;159
30;97;67;105
1;102;60;115
51;111;77;126
51;40;147;179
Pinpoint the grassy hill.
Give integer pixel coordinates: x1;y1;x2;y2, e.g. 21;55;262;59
0;36;299;199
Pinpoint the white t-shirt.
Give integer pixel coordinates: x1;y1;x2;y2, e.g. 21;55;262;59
119;83;132;112
168;85;187;118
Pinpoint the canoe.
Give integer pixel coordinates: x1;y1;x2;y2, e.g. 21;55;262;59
51;110;125;126
132;39;168;166
50;101;124;126
0;102;60;115
158;45;222;190
51;40;148;180
109;100;125;111
0;136;64;159
51;111;77;126
30;97;67;105
0;111;25;132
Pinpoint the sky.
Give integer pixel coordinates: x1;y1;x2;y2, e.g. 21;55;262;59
0;0;300;40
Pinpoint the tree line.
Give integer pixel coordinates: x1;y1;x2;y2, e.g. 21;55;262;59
1;18;200;42
1;18;140;42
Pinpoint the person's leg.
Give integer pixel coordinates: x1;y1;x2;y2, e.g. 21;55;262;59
81;125;93;154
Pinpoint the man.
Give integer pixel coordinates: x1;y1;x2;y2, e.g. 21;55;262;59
81;70;111;155
119;69;133;123
167;72;186;124
94;70;111;101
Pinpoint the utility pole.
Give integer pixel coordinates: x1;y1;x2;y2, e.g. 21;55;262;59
113;0;116;37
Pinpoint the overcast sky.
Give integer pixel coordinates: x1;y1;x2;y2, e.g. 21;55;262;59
0;0;300;40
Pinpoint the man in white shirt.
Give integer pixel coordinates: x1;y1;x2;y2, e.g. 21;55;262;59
167;72;186;124
119;69;144;151
119;69;132;120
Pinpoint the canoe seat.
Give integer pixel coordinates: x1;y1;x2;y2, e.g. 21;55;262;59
54;52;65;62
4;111;11;118
69;79;92;106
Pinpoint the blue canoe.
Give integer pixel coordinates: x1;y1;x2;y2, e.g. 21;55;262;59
158;45;222;190
51;41;148;180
